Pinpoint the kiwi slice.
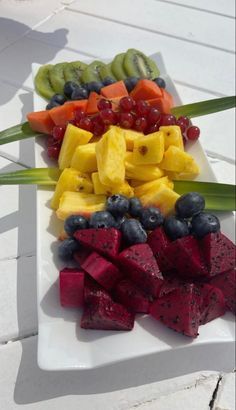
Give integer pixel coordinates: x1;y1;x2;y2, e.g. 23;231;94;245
64;61;88;85
80;61;106;83
100;63;116;81
34;64;55;100
124;49;160;79
49;62;67;95
111;53;127;80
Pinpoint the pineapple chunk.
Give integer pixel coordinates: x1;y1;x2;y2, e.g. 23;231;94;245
96;126;126;186
159;146;197;173
134;176;174;197
123;129;144;150
133;131;164;164
111;180;134;198
58;124;93;170
57;191;106;220
50;168;93;210
125;152;164;181
140;184;180;216
92;172;112;195
71;143;97;173
165;160;200;180
159;125;184;151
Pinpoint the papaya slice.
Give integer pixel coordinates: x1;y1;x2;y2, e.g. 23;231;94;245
86;92;101;115
130;79;162;101
161;88;174;109
49;103;75;126
147;97;172;114
100;80;128;99
27;110;55;134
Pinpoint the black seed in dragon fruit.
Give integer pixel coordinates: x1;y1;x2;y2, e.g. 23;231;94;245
199;283;226;324
114;278;150;313
118;243;163;298
74;228;121;259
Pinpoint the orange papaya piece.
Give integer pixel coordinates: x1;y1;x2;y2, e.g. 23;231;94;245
65;99;88;112
49;103;75;126
130;79;162;101
147;97;172;114
100;80;128;99
161;88;174;109
27;110;55;134
86;92;101;115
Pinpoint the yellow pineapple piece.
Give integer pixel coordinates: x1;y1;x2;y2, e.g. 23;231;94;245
71;143;97;173
58;124;93;170
159;125;184;151
57;191;106;220
123;129;144;150
92;172;112;195
165;160;200;180
159;146;196;173
111;180;134;198
133;131;165;164
50;168;93;210
96;126;126;186
140;185;180;216
125;152;164;181
134;176;174;197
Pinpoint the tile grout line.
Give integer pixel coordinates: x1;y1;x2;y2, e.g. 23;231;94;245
209;374;223;409
0;331;38;347
66;8;235;55
0;152;31;169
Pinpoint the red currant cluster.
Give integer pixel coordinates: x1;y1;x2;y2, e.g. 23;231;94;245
47;96;200;159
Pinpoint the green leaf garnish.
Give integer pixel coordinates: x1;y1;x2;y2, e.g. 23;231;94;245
0;122;41;145
174;180;236;211
171;96;236;118
0;168;60;185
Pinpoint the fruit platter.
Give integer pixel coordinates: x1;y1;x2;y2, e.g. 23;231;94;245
0;50;235;373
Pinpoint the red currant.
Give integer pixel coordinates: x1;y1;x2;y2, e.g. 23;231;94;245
92;118;106;136
176;118;187;133
133;117;147;132
100;109;117;125
47;136;56;147
147;107;161;125
74;109;86;123
97;98;112;111
68;119;77;126
160;114;176;126
145;123;160;134
47;144;61;159
52;125;66;142
135;100;150;116
79;116;93;132
119;112;134;129
178;116;190;127
186;126;200;141
119;96;135;112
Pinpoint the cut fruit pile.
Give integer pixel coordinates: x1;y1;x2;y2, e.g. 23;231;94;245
59;226;235;336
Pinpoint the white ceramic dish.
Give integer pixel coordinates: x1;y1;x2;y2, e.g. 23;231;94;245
34;54;235;372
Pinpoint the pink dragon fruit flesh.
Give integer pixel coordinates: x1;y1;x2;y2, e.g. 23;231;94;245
165;235;208;279
81;296;135;331
83;275;112;305
74;246;91;266
114;278;150;313
200;232;236;277
147;226;173;272
59;267;84;308
118;243;163;298
82;252;123;290
199;283;226;324
74;228;121;258
209;269;236;314
150;283;202;337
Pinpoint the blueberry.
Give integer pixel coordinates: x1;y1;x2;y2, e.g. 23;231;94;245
153;77;166;89
121;219;147;245
129;197;143;218
51;93;67;105
46;101;61;110
58;238;80;260
124;76;139;92
89;211;116;229
164;216;189;241
64;215;89;236
103;76;116;86
191;212;220;239
140;207;164;230
87;81;104;94
175;192;205;219
64;81;79;99
71;86;88;100
106;194;130;216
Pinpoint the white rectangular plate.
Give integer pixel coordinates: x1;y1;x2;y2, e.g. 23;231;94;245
34;54;235;372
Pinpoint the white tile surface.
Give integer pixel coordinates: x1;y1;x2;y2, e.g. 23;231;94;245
214;372;236;410
167;0;235;17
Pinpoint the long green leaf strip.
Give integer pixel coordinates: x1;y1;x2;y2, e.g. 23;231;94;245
0;122;41;145
171;96;236;119
0;168;60;185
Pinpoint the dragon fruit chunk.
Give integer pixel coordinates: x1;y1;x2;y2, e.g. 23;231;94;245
81;297;135;331
147;226;173;272
150;283;202;337
200;232;236;277
158;276;191;297
59;267;84;307
209;269;236;314
199;284;226;324
81;252;123;290
118;244;163;298
114;279;150;313
74;228;121;259
165;235;208;279
84;276;112;304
